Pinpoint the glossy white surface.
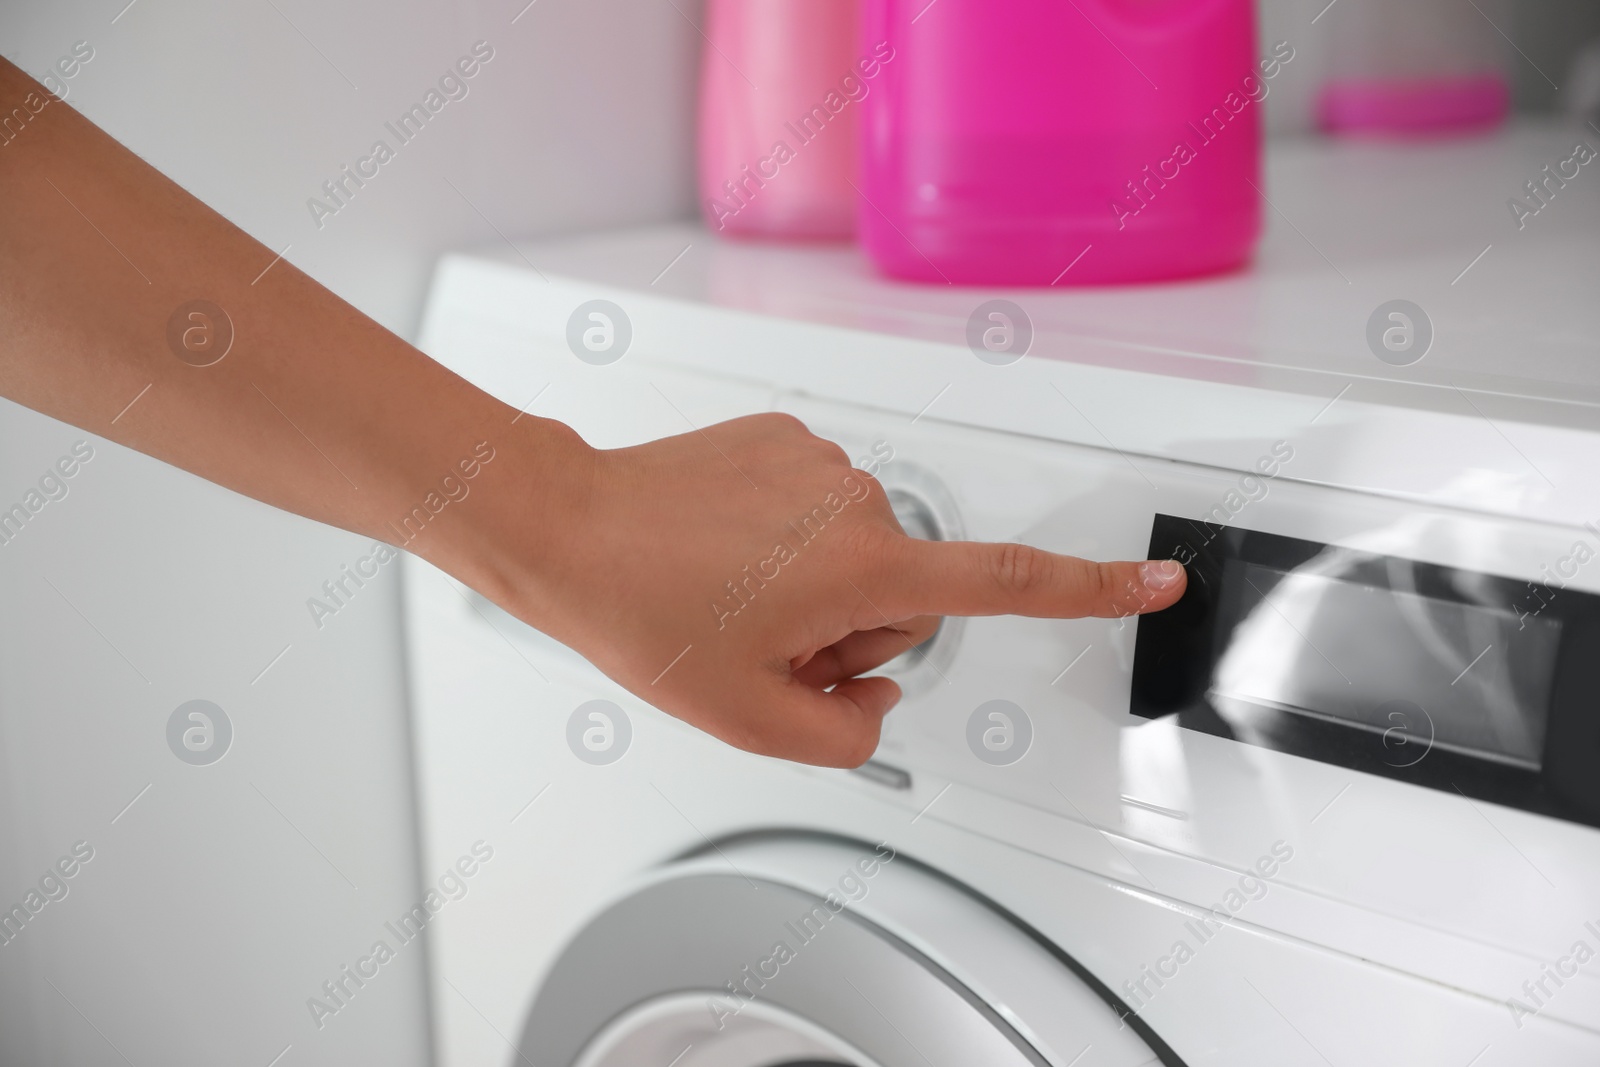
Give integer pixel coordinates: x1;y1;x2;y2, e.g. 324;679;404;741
432;122;1600;528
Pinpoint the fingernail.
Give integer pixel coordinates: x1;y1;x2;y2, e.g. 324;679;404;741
1140;559;1183;590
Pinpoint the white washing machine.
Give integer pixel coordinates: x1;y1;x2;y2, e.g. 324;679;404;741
405;126;1600;1067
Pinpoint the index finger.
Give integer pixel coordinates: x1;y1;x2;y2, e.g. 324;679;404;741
878;537;1187;620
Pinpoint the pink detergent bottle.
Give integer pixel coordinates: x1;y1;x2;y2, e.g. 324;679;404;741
699;0;861;240
858;0;1267;285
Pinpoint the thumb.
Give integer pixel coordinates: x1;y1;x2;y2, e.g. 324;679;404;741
884;538;1187;620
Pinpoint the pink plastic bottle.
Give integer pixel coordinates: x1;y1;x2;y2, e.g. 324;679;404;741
699;0;860;239
858;0;1264;285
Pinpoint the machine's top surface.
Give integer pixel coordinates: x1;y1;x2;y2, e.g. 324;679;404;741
487;123;1598;416
429;122;1599;525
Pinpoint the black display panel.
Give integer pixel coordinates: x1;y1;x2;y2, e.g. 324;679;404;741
1132;514;1600;830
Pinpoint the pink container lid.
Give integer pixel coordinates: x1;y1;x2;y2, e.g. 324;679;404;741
1317;73;1510;137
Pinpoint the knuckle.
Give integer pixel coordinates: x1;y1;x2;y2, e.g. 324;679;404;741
820;439;851;466
737;719;878;769
848;598;892;635
832;724;881;768
1068;556;1111;603
987;542;1049;597
837;513;893;562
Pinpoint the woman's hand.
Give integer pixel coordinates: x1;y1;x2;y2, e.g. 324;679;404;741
462;413;1186;767
0;57;1184;768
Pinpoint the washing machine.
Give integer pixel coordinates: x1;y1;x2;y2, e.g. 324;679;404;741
405;126;1600;1067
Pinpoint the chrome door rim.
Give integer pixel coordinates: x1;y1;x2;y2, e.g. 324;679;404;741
517;834;1172;1067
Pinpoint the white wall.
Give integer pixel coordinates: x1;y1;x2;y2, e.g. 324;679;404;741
1256;0;1595;135
0;1;698;1064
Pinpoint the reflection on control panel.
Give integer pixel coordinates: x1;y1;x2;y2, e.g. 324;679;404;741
1132;514;1600;830
1218;560;1560;769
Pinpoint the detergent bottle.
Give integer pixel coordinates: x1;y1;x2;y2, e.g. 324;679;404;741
857;0;1267;284
699;0;862;239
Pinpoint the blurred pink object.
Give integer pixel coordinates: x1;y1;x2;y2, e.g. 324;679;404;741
698;0;862;240
1314;0;1510;139
1317;74;1510;136
858;0;1265;286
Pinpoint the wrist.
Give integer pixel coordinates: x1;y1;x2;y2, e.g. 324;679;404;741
406;412;598;628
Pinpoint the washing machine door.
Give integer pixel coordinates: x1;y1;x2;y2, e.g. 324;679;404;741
517;835;1177;1067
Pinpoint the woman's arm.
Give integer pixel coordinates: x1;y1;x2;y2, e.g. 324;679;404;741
0;57;579;586
0;57;1184;766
